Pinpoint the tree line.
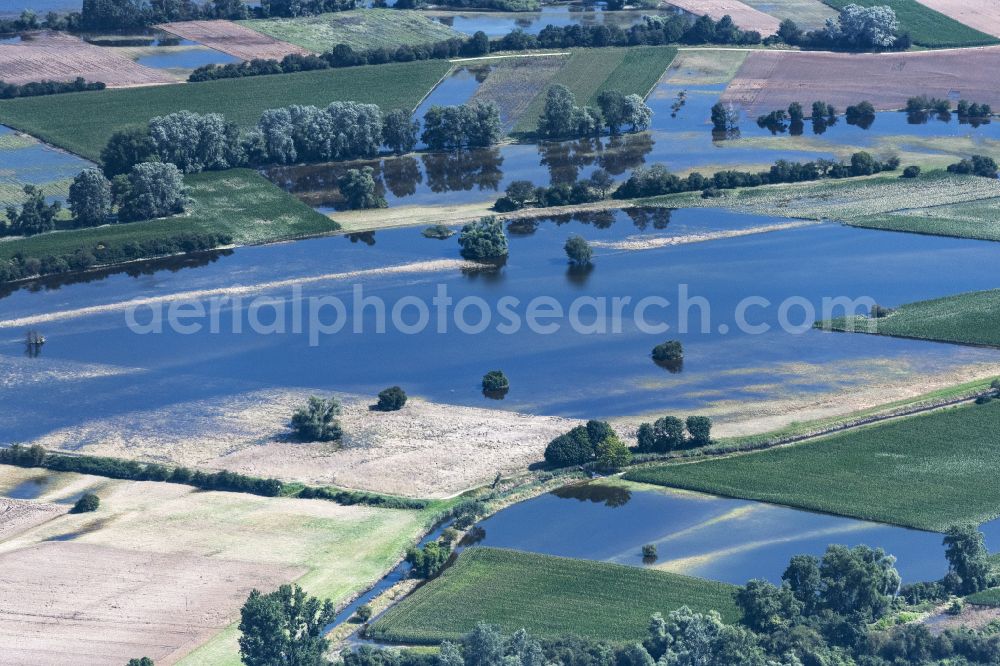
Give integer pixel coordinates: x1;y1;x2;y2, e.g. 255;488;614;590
101;103;502;179
189;13;772;83
78;0;348;32
238;523;1000;666
0;77;105;100
0;443;428;509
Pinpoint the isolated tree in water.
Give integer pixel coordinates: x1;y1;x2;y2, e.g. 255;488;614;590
459;217;508;261
291;396;342;442
338;167;386;210
564;235;592;266
239;584;335;666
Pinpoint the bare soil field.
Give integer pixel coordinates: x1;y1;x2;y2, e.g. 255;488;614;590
0;541;302;666
24;391;578;498
158;20;311;61
722;47;1000;115
663;0;782;34
914;0;1000;38
0;31;176;87
0;471;432;664
0;498;63;540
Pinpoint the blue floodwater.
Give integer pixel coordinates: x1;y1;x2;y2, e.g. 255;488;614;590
135;45;240;70
2;209;999;440
269;73;1000;211
471;484;980;584
0;124;96;202
434;5;670;38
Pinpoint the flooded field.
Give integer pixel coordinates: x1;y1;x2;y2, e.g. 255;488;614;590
0;124;95;208
470;482;995;584
427;6;671;37
2;208;999;444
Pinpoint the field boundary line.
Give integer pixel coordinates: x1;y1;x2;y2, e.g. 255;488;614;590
630;384;996;470
449;52;570;63
410;64;457;113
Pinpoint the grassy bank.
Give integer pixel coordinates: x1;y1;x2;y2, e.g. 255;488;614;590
368;547;739;644
514;46;678;134
0;169;337;263
0;61;452;160
627;400;1000;531
823;0;999;47
849;197;1000;242
823;289;1000;348
242;9;461;52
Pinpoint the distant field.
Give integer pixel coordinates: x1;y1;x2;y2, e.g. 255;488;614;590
627;400;1000;531
848;197;1000;242
0;60;452;161
664;0;781;34
368;547;740;644
823;0;999;47
722;47;1000;115
823;289;1000;348
914;0;1000;39
514;47;678;134
470;55;566;131
159;19;311;60
741;0;837;30
0;170;337;262
242;9;462;52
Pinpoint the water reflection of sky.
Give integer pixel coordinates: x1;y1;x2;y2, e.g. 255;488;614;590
473;484;992;584
0;124;95;205
2;210;1000;438
431;6;670;37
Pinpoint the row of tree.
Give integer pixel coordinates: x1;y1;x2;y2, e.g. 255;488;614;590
613;152;901;199
100;103;502;180
947;154;999;178
237;525;1000;665
0;231;229;283
538;85;652;140
78;0;350;31
635;415;711;453
0;77;105;100
776;5;906;51
543;419;633;471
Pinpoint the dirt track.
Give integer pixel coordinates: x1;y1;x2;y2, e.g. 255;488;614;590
0;31;176;87
158;20;311;61
722;47;1000;115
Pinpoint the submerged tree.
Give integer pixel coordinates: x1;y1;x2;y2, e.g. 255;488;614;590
338;167;387;210
564;235;593;266
458;217;508;261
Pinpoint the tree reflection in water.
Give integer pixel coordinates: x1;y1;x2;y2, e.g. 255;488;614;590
550;482;632;508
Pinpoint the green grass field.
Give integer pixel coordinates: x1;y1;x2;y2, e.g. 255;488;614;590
823;0;999;47
0;61;452;161
0;169;338;262
849;197;1000;242
242;9;461;53
368;547;739;644
966;588;1000;606
513;47;678;134
741;0;837;30
823;289;1000;347
626;400;1000;531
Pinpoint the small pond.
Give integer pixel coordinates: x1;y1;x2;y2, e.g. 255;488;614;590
469;482;1000;584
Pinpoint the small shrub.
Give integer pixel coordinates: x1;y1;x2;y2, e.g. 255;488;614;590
71;492;100;514
375;386;407;411
422;224;455;239
354;604;373;623
976;395;993;405
902;165;921;178
642;544;658;560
